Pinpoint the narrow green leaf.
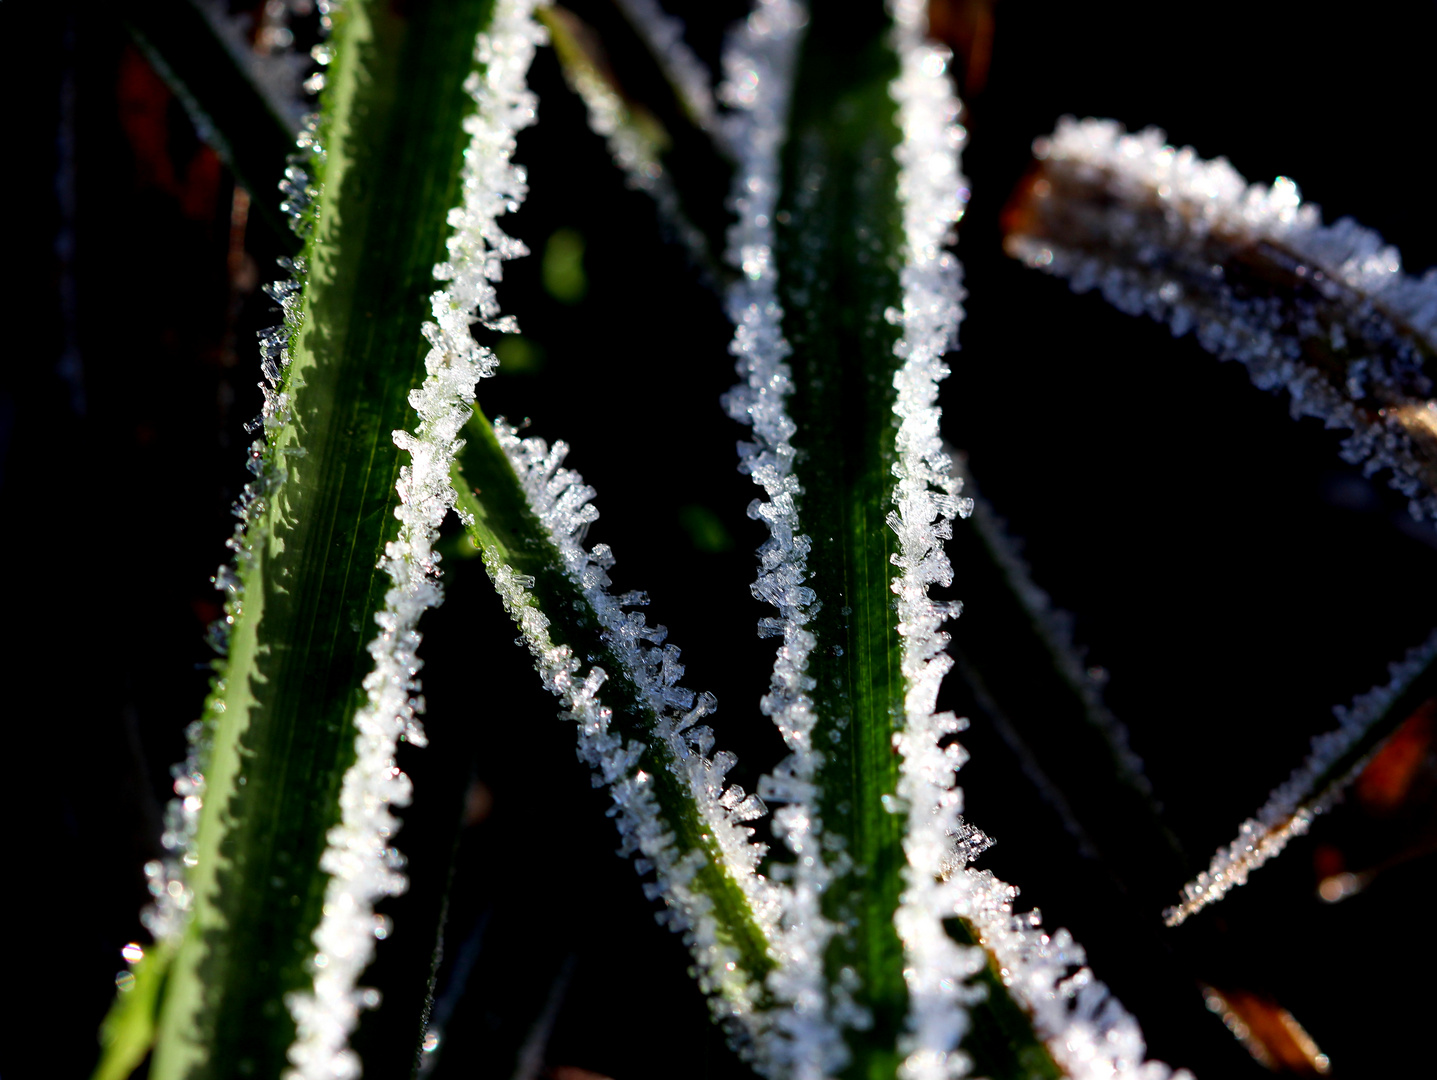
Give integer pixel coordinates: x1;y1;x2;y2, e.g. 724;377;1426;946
450;410;781;1029
92;3;505;1077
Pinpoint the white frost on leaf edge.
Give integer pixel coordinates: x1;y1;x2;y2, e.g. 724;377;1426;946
952;871;1195;1080
139;1;336;957
886;15;1192;1079
718;3;848;1077
485;421;781;1039
284;5;543;1078
882;5;983;1077
1165;628;1437;927
1012;116;1437;520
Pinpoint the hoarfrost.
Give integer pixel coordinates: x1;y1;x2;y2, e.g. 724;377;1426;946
488;422;780;1040
719;2;848;1075
141;0;334;955
1007;117;1437;519
1165;628;1437;927
951;869;1196;1080
882;6;984;1076
886;21;1192;1079
284;4;544;1078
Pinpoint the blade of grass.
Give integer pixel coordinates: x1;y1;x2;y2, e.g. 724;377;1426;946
450;411;781;1046
92;2;509;1077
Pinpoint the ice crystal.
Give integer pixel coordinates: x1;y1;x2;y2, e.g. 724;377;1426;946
487;422;780;1041
951;869;1195;1080
1007;117;1437;519
882;6;985;1076
284;5;544;1078
140;3;333;953
1166;628;1437;927
718;3;850;1075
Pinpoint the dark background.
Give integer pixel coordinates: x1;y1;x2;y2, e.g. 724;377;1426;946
4;1;1435;1077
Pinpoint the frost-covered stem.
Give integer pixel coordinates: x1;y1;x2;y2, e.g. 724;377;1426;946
450;414;781;1056
718;2;850;1075
882;6;985;1076
1165;629;1437;927
1005;117;1437;519
285;5;543;1078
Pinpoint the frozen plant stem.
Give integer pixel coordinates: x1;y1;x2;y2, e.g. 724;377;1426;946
1005;117;1437;519
118;3;518;1078
1167;629;1437;926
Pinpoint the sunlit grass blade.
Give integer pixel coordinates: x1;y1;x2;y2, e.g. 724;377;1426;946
1004;117;1437;520
449;412;781;1054
92;3;523;1078
1166;629;1437;927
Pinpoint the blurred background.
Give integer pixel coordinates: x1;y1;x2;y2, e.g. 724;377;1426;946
4;2;1436;1077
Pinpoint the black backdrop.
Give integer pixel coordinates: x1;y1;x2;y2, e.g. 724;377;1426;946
4;2;1436;1077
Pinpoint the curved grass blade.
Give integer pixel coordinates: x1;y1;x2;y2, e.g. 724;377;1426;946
1003;117;1437;520
1166;629;1437;927
93;3;522;1078
612;0;723;139
450;413;781;1056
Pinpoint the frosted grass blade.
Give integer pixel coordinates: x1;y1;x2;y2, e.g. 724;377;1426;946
1004;117;1437;520
95;3;516;1078
450;412;781;1058
1166;629;1437;926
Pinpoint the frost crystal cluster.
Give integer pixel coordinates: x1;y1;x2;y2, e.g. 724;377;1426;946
284;4;543;1077
1166;628;1437;926
1006;117;1437;518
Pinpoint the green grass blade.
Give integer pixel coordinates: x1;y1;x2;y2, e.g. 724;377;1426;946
89;3;510;1077
450;410;781;1040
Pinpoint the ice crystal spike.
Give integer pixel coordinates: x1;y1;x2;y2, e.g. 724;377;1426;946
1165;628;1437;928
1005;117;1437;519
478;420;781;1051
283;5;545;1078
719;3;852;1076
